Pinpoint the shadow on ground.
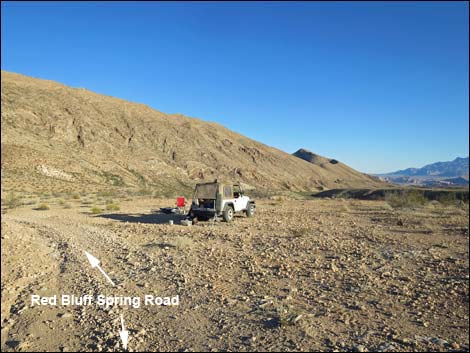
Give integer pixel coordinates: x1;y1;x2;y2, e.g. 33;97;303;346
97;211;186;224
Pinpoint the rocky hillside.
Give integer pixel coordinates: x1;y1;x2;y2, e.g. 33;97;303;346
292;148;382;187
1;71;385;194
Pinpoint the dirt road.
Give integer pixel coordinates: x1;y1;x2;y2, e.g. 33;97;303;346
1;198;468;352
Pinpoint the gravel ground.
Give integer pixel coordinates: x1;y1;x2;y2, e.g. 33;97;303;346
1;198;468;352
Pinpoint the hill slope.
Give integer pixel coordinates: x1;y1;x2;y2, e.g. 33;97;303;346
1;71;385;194
292;148;381;186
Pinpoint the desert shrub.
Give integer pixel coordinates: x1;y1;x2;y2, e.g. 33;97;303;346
58;198;72;208
460;201;469;212
249;188;275;199
22;197;38;206
170;237;194;249
72;193;81;200
97;190;118;198
4;193;21;209
36;203;50;210
272;302;303;327
386;191;407;208
81;198;94;205
91;206;103;214
279;310;302;327
270;195;285;203
406;190;427;206
291;227;310;238
162;190;177;198
437;192;457;206
135;188;153;196
106;203;120;211
340;201;351;212
386;190;427;208
101;172;125;187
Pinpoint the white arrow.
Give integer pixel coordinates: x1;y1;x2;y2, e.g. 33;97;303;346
84;251;115;286
119;314;129;350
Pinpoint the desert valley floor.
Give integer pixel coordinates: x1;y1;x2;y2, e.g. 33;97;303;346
1;197;469;352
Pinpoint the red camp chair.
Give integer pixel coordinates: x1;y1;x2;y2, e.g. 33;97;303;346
176;197;186;214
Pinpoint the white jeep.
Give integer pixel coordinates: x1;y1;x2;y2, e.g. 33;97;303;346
188;180;255;222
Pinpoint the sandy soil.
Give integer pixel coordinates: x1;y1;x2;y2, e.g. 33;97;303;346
1;198;468;352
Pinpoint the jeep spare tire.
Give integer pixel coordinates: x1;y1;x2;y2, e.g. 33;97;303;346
223;205;234;222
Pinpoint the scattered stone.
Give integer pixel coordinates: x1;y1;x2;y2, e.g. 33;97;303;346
430;337;448;346
57;312;72;318
2;198;468;352
450;342;460;349
352;344;366;352
292;314;303;324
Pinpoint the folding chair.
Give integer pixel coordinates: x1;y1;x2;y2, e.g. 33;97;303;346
176;197;186;214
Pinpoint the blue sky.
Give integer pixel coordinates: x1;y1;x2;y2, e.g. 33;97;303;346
2;1;468;173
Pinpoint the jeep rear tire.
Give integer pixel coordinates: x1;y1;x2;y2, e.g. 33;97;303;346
246;203;255;217
223;205;234;222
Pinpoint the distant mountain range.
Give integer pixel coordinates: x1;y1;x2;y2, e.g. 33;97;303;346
377;157;469;187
